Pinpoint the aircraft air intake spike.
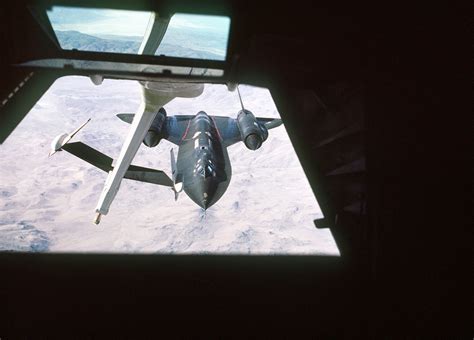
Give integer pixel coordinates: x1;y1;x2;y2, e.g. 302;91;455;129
143;130;161;147
245;133;263;150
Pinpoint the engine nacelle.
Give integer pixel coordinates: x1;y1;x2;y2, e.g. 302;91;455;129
143;107;167;147
237;109;268;150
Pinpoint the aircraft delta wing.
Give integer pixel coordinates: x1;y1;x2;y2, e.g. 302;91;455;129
117;112;283;147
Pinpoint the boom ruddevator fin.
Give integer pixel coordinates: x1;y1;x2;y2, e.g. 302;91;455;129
116;113;135;124
61;142;173;187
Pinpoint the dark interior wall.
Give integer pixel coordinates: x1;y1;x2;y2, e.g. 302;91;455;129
366;60;470;335
365;4;470;334
2;254;365;336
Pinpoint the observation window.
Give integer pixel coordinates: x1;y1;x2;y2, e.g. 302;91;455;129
46;6;230;61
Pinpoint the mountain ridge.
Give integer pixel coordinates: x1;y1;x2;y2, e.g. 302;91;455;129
55;30;223;60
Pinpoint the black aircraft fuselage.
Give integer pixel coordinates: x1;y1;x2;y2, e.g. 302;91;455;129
176;111;231;209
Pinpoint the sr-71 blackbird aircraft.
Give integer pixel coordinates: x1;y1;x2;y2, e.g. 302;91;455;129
48;13;282;224
50;96;282;224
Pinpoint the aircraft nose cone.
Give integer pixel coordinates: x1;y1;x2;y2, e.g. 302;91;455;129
199;187;213;210
200;197;209;210
190;179;217;210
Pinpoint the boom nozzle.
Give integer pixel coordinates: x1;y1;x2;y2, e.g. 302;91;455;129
93;212;102;225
